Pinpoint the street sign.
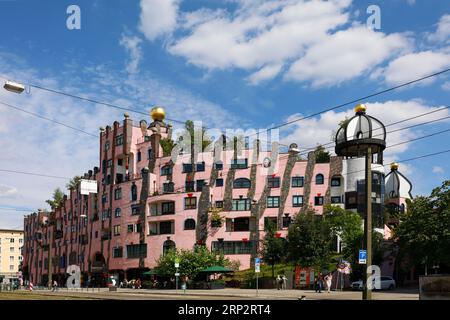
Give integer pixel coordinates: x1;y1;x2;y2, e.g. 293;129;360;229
359;250;367;264
255;258;261;273
175;258;180;268
175;273;180;277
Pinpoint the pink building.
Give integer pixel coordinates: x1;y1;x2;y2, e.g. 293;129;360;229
22;107;410;286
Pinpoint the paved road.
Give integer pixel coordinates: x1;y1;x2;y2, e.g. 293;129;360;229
0;287;419;300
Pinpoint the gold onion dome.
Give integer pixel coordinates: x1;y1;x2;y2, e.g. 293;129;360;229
390;162;399;171
150;106;166;121
355;103;367;114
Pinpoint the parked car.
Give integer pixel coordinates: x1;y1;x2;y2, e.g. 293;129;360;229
351;276;396;290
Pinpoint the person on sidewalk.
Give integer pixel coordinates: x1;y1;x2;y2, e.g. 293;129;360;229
282;275;287;290
52;280;58;292
325;273;333;293
317;273;323;293
276;275;282;290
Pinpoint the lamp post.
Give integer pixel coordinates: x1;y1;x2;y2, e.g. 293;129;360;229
335;104;386;300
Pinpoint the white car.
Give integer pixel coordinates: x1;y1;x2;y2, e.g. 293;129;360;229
351;276;396;290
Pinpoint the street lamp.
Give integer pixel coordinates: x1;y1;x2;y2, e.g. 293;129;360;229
334;104;386;300
3;80;25;94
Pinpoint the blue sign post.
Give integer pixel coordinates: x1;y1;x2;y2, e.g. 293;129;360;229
359;250;367;264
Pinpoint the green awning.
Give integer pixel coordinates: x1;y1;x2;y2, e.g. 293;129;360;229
142;270;159;276
200;266;234;273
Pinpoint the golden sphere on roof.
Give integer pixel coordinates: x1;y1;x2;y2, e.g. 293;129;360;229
390;162;399;171
150;106;166;121
355;103;367;114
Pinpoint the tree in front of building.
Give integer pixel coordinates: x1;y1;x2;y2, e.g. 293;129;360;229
394;180;450;273
261;220;288;277
155;245;229;281
287;209;331;269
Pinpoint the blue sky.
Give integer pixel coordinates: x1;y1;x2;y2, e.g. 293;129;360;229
0;0;449;228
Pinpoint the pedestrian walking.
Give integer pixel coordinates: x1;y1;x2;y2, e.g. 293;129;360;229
317;273;323;293
282;275;287;290
276;275;282;290
325;273;333;293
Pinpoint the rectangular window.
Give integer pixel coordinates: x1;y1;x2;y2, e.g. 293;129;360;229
212;241;255;255
184;197;197;210
215;201;223;208
147;149;152;159
227;217;251;232
113;247;123;258
10;247;14;252
293;195;303;207
215;178;224;187
267;177;280;188
136;223;142;233
159;221;173;234
331;177;341;186
113;225;121;236
282;216;292;228
126;244;147;259
115;134;124;146
162;202;175;215
117;158;123;166
314;196;324;206
231;199;251;211
185;181;195;192
137;151;141;162
215;162;223;170
230;158;248;169
267;196;280;208
114;188;122;200
106;159;113;167
331;196;342;204
196;162;205;172
182;163;193;173
161;166;172;176
131;205;141;216
292;177;304;187
163;182;174;193
105;141;110;151
10;238;14;243
127;224;134;233
196;180;205;192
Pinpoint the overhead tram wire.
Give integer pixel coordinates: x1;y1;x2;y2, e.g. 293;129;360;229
0;74;190;125
246;68;450;139
0;169;70;180
0;100;97;138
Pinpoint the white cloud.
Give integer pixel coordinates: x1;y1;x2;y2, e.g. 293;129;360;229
119;34;143;74
432;166;445;174
427;14;450;44
247;63;283;85
284;26;411;87
377;50;450;86
139;0;180;41
0;184;18;198
168;0;352;72
280;100;450;159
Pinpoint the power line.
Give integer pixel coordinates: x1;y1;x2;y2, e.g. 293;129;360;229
0;169;70;180
0;74;187;125
0;100;97;138
247;68;450;138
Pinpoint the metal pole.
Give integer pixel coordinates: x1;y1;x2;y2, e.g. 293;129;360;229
256;273;258;297
363;147;372;300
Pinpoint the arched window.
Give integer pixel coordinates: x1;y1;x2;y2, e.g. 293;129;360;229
131;183;138;201
233;178;251;188
184;219;196;230
161;165;172;176
163;240;176;256
315;174;324;185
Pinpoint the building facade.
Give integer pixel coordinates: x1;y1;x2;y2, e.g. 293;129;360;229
0;229;24;282
22;107;411;286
